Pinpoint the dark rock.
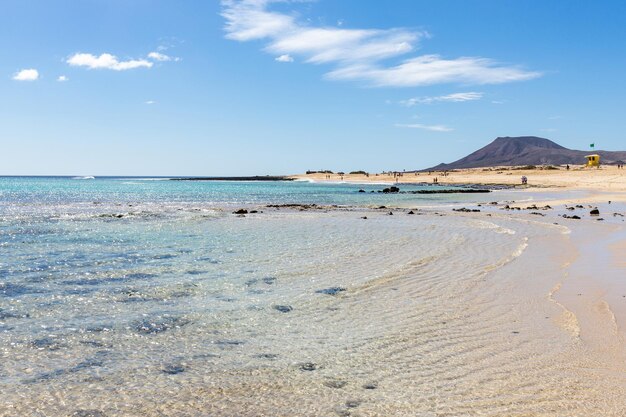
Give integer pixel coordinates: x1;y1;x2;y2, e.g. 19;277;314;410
530;212;545;216
345;400;361;408
407;189;490;194
233;209;248;214
452;208;480;213
407;210;415;215
31;337;63;351
255;353;278;359
362;383;378;390
0;282;43;297
566;206;575;211
249;210;258;213
562;215;581;220
316;287;346;296
590;208;600;215
382;186;400;193
378;206;386;209
388;211;393;215
134;315;189;335
490;202;498;205
162;364;185;375
300;362;317;371
358;189;365;193
0;309;29;319
361;216;367;219
576;205;584;208
273;305;293;313
262;276;277;285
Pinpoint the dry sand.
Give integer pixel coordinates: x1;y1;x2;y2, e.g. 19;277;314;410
292;165;626;199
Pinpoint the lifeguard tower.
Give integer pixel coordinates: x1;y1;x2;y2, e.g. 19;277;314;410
585;154;600;167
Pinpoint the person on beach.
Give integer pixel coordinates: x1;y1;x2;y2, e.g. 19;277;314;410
521;176;527;185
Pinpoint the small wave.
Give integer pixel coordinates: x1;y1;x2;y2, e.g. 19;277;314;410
114;178;172;181
548;281;581;338
72;176;95;180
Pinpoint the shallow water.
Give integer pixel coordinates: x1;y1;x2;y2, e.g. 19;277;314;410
1;177;625;416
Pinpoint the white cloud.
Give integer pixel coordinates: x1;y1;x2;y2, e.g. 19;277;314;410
275;54;294;62
395;123;454;132
400;91;483;106
221;1;540;87
148;51;181;62
13;68;39;81
148;52;172;61
67;53;153;71
57;75;68;82
145;100;156;105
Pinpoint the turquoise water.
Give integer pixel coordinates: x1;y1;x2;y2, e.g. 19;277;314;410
4;176;609;416
0;176;496;208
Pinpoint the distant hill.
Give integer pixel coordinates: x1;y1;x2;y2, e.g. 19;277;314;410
426;136;626;170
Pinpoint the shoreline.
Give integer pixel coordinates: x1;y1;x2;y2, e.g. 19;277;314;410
291;165;626;197
2;179;626;415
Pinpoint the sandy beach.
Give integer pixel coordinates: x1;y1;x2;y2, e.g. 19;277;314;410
293;165;626;197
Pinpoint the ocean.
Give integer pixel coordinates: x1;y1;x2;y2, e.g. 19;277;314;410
1;176;624;416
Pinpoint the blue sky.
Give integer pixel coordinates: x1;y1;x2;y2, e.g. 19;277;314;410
1;0;625;175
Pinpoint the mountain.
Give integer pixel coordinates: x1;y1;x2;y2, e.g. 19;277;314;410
426;136;626;170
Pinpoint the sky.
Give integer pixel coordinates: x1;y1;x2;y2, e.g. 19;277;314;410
1;0;625;176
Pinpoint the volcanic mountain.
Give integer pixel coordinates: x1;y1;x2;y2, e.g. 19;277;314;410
427;136;626;170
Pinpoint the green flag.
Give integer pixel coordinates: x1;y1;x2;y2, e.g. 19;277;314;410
590;143;595;148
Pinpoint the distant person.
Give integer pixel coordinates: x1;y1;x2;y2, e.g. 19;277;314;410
521;176;527;185
566;164;570;170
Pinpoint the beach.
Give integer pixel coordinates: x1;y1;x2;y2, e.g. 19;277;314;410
293;164;626;193
1;176;625;416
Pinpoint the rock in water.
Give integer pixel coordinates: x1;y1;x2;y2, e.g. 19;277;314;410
316;287;346;296
273;305;293;313
300;362;317;371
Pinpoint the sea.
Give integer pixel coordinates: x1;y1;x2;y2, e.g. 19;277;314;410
1;176;625;416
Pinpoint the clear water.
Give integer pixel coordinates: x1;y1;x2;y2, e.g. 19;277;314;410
1;177;623;416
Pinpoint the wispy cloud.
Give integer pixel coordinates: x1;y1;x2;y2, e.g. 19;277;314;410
221;0;540;87
57;75;68;82
148;52;171;61
12;68;39;81
67;53;153;71
275;54;294;62
395;123;454;132
400;92;483;106
145;100;156;105
148;51;181;62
